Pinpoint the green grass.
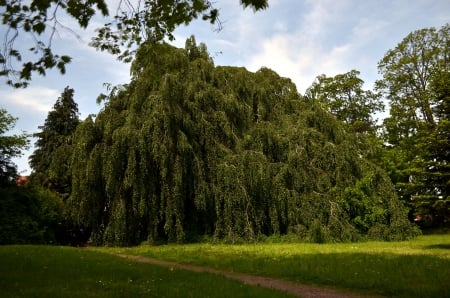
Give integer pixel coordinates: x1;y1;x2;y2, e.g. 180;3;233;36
0;245;294;298
99;234;450;298
3;235;449;298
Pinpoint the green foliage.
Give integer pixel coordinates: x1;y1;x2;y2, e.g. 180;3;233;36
69;37;416;245
342;168;421;240
305;70;384;135
1;0;108;87
376;23;450;227
407;71;450;227
0;108;60;244
29;86;80;198
91;0;268;62
1;0;267;87
377;24;449;131
305;70;384;163
0;108;29;186
0;186;63;244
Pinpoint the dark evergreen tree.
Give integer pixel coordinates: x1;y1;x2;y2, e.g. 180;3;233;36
68;37;418;246
30;87;80;198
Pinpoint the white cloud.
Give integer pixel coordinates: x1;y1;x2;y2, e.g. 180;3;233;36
0;87;61;175
240;0;444;93
0;87;58;113
244;1;357;92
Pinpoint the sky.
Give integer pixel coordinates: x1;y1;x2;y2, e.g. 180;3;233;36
1;0;449;175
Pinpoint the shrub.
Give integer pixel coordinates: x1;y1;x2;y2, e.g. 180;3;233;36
0;186;63;244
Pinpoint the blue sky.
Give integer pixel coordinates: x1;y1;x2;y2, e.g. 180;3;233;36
1;0;449;174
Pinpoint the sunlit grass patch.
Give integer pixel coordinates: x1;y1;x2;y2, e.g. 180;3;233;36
100;234;450;297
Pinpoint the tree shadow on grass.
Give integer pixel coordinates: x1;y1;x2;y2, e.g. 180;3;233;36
424;244;450;250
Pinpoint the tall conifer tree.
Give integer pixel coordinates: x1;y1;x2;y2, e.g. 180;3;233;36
30;87;80;198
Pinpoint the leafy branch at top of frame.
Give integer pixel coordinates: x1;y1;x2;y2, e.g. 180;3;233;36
0;0;268;88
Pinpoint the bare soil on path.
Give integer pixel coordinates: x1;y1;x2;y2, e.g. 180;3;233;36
114;253;385;298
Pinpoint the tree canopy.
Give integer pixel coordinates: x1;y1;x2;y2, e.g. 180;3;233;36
305;70;383;135
376;23;450;227
29;86;80;198
0;108;28;186
305;70;384;161
376;24;449;143
67;37;418;246
1;0;268;88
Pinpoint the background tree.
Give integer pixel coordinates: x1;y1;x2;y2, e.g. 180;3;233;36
0;109;62;244
0;108;29;186
406;70;450;227
29;86;80;198
68;38;418;246
304;70;384;160
376;23;450;227
1;0;268;88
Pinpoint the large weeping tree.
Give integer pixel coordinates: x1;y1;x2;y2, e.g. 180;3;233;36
69;37;419;245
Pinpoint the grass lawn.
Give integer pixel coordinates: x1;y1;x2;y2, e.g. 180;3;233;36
0;245;294;298
99;234;450;298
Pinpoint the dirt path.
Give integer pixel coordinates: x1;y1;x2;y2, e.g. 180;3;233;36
115;253;384;298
